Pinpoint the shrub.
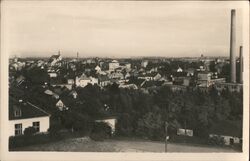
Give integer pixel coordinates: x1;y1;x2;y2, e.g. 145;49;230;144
136;111;165;141
48;124;63;139
116;113;134;136
9;133;56;149
208;136;225;146
23;126;36;136
90;122;111;141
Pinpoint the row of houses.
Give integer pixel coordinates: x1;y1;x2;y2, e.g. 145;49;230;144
8;53;243;146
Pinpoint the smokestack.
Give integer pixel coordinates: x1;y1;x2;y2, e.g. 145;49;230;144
230;9;237;83
239;46;243;83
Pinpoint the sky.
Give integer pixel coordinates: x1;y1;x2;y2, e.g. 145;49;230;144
2;1;246;58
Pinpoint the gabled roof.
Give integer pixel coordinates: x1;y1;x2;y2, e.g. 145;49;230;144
50;54;61;60
16;75;25;85
44;89;54;95
9;97;50;120
172;71;188;77
127;78;145;87
111;60;119;63
141;80;164;88
53;86;64;95
145;72;161;77
98;75;110;82
78;73;91;80
185;68;195;73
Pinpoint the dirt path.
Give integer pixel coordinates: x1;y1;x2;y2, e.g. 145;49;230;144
12;137;238;153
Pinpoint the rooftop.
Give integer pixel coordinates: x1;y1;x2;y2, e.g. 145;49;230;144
9;97;50;120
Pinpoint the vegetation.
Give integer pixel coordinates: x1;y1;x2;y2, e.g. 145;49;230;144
9;60;243;147
24;127;37;136
90;122;112;141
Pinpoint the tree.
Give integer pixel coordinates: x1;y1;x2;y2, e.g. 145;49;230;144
116;113;134;136
24;67;49;85
136;105;164;140
90;122;112;141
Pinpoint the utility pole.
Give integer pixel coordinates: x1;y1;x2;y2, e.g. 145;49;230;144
165;121;169;152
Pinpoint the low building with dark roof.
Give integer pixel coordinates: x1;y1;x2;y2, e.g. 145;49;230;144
214;82;243;93
208;120;242;146
95;115;118;135
127;78;146;88
141;80;164;89
9;98;50;137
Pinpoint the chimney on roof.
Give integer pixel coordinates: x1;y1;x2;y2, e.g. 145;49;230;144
230;9;237;83
239;46;243;84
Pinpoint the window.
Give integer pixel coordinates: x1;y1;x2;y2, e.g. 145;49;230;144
14;107;22;117
14;124;22;135
32;121;40;132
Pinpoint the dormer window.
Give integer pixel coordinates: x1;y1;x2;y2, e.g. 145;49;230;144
14;107;22;117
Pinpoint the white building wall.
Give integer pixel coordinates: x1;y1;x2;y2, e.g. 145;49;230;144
96;118;117;134
209;134;241;145
90;77;98;85
109;63;119;71
9;116;50;137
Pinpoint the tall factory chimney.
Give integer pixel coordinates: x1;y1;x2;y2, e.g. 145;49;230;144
77;52;79;61
239;46;243;83
230;9;237;83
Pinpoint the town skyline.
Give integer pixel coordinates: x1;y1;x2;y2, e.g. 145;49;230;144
10;52;231;59
4;1;244;58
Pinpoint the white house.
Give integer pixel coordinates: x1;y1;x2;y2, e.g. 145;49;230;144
67;79;74;85
138;73;161;81
95;65;102;73
177;128;193;137
95;116;117;135
48;52;62;67
75;74;91;87
90;76;98;85
141;60;148;68
177;67;183;72
55;100;68;111
48;72;57;78
9;100;50;137
109;60;120;71
108;72;124;80
75;74;98;88
49;51;62;66
197;72;213;87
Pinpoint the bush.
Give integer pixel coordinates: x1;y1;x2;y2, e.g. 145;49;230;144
116;114;134;136
90;122;112;141
23;126;36;136
9;133;57;149
48;124;63;139
136;111;165;141
208;136;225;146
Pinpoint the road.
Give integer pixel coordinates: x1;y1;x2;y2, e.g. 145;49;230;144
12;137;239;152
